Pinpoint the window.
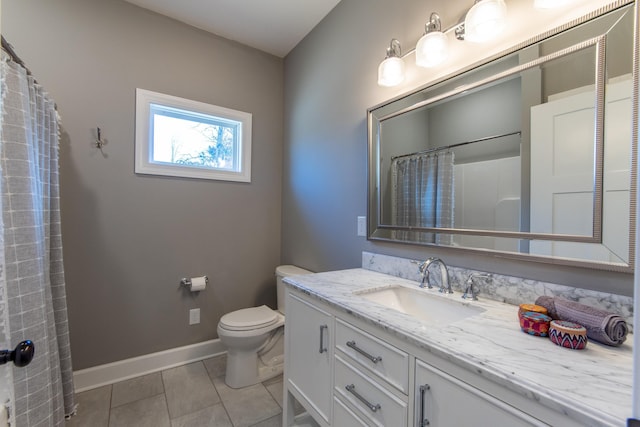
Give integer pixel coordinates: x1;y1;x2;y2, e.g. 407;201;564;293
135;88;252;182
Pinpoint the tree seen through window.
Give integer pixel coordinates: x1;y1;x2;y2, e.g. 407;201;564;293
152;112;237;171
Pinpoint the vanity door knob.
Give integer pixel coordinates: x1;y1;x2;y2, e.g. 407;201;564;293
419;384;431;427
318;325;328;354
346;340;382;363
345;384;381;412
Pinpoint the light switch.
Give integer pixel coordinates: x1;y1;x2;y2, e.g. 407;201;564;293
357;216;367;237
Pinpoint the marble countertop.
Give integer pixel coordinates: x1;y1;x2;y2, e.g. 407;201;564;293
284;268;633;427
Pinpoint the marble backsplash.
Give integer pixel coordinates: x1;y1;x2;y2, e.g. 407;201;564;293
362;251;634;328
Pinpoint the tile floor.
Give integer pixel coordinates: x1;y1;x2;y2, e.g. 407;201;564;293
66;355;286;427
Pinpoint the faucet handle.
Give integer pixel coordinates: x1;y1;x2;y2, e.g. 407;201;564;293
462;273;491;301
418;260;428;275
420;273;433;289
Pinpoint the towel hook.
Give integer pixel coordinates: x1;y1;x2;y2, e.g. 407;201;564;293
95;127;106;149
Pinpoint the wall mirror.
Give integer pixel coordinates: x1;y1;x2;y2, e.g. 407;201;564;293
367;1;636;271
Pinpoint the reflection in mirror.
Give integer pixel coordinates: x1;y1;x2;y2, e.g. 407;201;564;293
368;2;635;271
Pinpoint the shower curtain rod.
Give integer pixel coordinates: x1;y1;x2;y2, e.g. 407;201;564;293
390;130;521;161
2;36;57;110
2;36;29;74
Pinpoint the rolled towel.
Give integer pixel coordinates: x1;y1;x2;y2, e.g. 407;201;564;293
534;296;627;346
534;296;559;319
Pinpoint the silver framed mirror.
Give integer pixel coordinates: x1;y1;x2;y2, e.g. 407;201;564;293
367;0;637;272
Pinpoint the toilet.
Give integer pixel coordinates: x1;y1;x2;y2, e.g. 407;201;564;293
217;265;312;389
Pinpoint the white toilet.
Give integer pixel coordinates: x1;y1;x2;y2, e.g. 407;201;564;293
217;265;311;389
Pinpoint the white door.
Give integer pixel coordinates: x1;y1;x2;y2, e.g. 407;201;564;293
530;78;631;263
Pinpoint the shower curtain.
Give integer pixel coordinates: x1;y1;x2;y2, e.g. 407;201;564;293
391;151;454;244
0;47;75;426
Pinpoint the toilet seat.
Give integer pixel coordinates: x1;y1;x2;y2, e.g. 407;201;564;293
219;305;279;331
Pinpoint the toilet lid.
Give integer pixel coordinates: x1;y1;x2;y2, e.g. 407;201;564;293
220;305;279;331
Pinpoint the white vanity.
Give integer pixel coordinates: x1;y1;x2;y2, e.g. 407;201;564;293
282;263;633;427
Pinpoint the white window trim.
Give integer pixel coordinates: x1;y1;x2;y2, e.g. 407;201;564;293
135;88;252;182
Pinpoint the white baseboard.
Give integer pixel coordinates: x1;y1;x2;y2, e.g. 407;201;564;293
73;339;226;393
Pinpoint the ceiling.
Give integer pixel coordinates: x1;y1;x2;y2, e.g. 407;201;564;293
123;0;342;58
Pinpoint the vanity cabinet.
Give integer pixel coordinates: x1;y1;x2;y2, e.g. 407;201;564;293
284;287;587;427
285;293;333;426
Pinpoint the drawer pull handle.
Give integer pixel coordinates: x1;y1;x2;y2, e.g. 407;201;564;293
319;325;328;353
345;384;381;413
419;384;431;427
346;340;382;363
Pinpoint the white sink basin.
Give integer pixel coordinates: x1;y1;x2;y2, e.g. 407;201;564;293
355;285;485;325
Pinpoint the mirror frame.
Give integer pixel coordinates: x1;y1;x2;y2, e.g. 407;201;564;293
367;0;637;272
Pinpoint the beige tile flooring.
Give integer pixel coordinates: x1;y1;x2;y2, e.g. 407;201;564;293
66;355;285;427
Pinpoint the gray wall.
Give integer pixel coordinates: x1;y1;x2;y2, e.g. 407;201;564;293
282;0;633;296
3;0;283;369
2;0;633;371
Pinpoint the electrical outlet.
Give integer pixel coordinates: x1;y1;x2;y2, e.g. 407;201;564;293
357;216;367;237
189;308;200;325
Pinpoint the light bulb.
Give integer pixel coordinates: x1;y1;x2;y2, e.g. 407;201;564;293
378;57;405;87
416;31;449;68
464;0;508;43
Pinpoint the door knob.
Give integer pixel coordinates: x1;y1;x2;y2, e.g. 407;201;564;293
0;340;35;367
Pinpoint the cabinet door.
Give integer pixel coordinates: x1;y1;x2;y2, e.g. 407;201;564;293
286;293;334;424
415;360;545;427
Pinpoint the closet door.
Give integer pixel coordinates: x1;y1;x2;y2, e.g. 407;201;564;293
530;78;631;263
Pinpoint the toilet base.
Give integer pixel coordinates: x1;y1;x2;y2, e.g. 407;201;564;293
224;349;284;389
257;359;284;384
223;331;285;389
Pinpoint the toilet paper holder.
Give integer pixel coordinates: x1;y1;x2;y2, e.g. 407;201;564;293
180;276;209;288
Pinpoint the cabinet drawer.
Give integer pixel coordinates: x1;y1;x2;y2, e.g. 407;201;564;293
334;355;407;427
333;396;370;427
335;318;409;394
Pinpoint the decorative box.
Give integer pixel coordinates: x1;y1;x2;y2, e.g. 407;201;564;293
519;311;552;337
549;320;588;350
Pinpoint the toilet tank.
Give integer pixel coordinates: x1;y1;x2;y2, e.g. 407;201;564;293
276;265;312;314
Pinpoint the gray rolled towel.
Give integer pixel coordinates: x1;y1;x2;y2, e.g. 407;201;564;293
534;296;559;319
534;296;628;346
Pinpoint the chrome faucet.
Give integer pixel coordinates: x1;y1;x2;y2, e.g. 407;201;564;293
418;257;452;294
462;273;491;301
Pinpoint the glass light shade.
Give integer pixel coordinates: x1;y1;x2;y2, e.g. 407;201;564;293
464;0;508;43
377;56;405;87
416;31;449;68
534;0;572;8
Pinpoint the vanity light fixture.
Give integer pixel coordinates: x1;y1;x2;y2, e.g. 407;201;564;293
415;13;449;68
377;1;510;87
377;39;405;87
456;0;508;43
